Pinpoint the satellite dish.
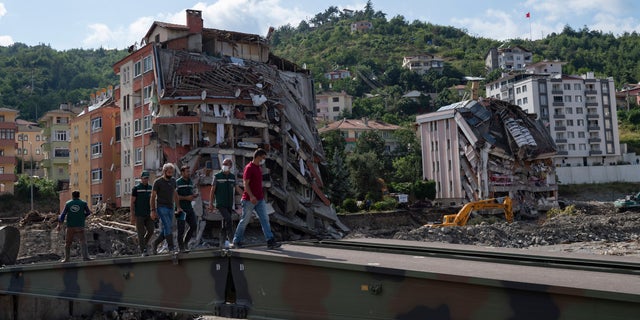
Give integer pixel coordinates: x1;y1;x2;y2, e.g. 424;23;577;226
201;90;207;100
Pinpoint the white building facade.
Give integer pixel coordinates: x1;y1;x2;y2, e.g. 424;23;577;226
486;62;621;169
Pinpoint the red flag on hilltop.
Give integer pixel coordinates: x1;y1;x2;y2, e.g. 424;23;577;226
526;12;530;18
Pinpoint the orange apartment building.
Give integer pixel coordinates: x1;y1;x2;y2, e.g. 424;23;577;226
0;108;18;194
65;88;119;208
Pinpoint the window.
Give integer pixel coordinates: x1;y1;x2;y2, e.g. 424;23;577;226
91;169;103;182
115;126;121;141
332;106;340;112
568;144;576;150
0;129;15;140
134;119;142;136
563;83;571;90
36;135;40;141
134;61;141;77
0;167;3;174
91;142;102;158
552;84;562;91
143;85;152;103
123;149;131;166
56;117;68;124
567;120;574;126
539;83;547;93
332;97;339;102
565;107;573;114
143;55;153;72
522;85;527;92
91;117;102;132
54;148;70;158
517;99;522;105
523;97;528;104
576;107;583;114
115;180;121;197
540;95;548;106
564;95;572;102
577;119;584;126
578;132;585;138
516;87;521;94
54;130;68;141
91;194;103;206
144;116;152;132
135;147;142;164
574;83;582;90
579;144;586;150
575;95;583;102
568;132;575;138
124;122;131;138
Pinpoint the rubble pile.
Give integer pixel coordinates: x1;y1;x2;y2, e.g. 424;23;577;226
391;201;640;255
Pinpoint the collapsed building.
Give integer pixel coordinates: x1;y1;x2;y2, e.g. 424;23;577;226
416;98;558;214
113;10;348;240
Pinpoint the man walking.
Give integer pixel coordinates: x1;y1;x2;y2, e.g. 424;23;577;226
150;163;183;254
131;171;154;256
209;158;243;247
176;165;198;252
232;149;281;249
57;190;93;262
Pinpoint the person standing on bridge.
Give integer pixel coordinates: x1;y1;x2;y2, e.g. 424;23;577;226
131;171;154;256
57;190;93;262
232;148;281;249
150;163;183;255
209;158;243;248
176;165;198;252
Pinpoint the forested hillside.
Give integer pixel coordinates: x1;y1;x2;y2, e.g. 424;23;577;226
0;44;126;122
2;1;640;124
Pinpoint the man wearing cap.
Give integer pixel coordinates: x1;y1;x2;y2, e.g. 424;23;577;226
176;165;198;252
209;158;243;247
131;171;154;256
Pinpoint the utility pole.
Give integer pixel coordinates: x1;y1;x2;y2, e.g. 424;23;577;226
30;142;34;212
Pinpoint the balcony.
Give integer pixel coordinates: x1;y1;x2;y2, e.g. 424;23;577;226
0;173;16;181
551;90;563;95
588;138;602;143
585;102;599;107
555;126;566;131
0;156;17;165
555;138;567;143
552;101;564;106
586;114;599;119
556;150;569;155
587;126;601;131
584;90;597;95
589;150;603;155
553;114;565;119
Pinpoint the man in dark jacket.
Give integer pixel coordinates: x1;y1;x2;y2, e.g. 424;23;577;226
131;171;154;256
57;190;93;262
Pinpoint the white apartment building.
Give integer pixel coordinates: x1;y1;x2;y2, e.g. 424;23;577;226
315;91;353;121
485;61;620;168
485;46;533;72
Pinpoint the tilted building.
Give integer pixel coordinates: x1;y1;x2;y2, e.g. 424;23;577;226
417;99;558;212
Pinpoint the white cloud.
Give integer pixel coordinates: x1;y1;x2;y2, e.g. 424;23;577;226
0;3;6;17
452;9;525;40
0;35;13;46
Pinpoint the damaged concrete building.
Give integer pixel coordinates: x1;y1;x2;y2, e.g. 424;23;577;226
416;99;558;213
112;9;348;240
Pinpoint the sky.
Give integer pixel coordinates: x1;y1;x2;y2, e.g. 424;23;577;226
1;0;640;51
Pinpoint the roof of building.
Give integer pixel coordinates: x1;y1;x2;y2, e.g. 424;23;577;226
0;107;18;113
318;118;400;133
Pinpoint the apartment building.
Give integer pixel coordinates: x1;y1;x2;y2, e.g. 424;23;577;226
485;62;620;168
39;106;75;189
68;88;119;206
402;54;444;75
0;108;18;194
324;70;352;81
485;45;533;72
416;99;557;210
350;21;373;32
318;118;400;153
16;119;44;177
315;91;353;121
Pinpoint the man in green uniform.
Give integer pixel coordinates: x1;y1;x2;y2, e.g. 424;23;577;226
176;165;198;252
131;171;154;256
209;158;243;247
57;190;93;262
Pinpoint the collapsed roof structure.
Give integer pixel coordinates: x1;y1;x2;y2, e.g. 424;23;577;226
417;98;558;214
131;10;349;239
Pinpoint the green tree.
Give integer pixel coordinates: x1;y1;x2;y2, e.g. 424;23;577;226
355;130;385;155
346;152;384;200
321;130;346;160
327;150;352;206
413;180;436;200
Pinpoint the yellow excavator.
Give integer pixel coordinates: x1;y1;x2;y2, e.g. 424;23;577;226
427;196;513;227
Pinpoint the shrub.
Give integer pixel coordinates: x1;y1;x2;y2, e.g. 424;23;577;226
371;197;398;211
546;204;579;218
342;198;359;213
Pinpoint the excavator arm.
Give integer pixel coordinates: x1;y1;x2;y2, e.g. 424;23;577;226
429;196;513;227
